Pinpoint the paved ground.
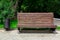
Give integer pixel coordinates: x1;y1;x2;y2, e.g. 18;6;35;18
0;30;60;40
54;18;60;26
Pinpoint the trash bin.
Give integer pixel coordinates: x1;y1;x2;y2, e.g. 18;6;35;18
5;18;10;31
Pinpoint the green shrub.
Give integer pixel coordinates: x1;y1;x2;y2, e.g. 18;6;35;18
0;0;16;23
20;0;60;15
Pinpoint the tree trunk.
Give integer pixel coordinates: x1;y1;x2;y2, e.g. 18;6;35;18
5;18;10;31
14;0;19;19
13;0;24;19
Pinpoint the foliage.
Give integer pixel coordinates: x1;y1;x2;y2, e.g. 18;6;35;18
20;0;60;15
0;0;17;23
0;0;16;20
0;0;60;20
21;0;44;12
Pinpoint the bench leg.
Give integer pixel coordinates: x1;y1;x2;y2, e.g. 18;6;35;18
20;28;22;31
50;28;56;33
18;27;22;32
18;27;20;32
51;28;56;31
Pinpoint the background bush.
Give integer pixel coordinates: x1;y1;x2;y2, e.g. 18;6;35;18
0;0;60;23
20;0;60;17
0;0;16;23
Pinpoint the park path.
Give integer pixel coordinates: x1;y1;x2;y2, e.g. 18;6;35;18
0;30;60;40
54;18;60;26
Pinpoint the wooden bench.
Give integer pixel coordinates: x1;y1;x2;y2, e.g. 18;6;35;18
17;13;56;32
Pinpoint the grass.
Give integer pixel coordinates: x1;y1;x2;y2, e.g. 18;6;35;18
0;24;4;29
0;19;17;29
56;25;60;30
10;19;17;29
0;19;60;30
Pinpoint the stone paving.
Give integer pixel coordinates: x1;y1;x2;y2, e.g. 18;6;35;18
0;30;60;40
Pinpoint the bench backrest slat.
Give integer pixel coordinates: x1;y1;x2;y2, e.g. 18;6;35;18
17;13;54;27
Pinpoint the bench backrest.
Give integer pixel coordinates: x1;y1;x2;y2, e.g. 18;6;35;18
17;13;54;27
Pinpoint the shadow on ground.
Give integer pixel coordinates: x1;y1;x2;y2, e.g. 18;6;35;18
18;30;57;34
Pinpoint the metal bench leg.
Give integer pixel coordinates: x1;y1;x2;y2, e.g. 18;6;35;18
20;28;22;32
18;27;20;32
18;27;22;32
51;28;56;31
50;28;56;33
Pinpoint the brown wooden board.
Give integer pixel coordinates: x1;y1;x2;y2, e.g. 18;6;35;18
17;13;56;28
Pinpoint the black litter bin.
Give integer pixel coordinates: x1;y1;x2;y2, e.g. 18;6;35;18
5;18;10;31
